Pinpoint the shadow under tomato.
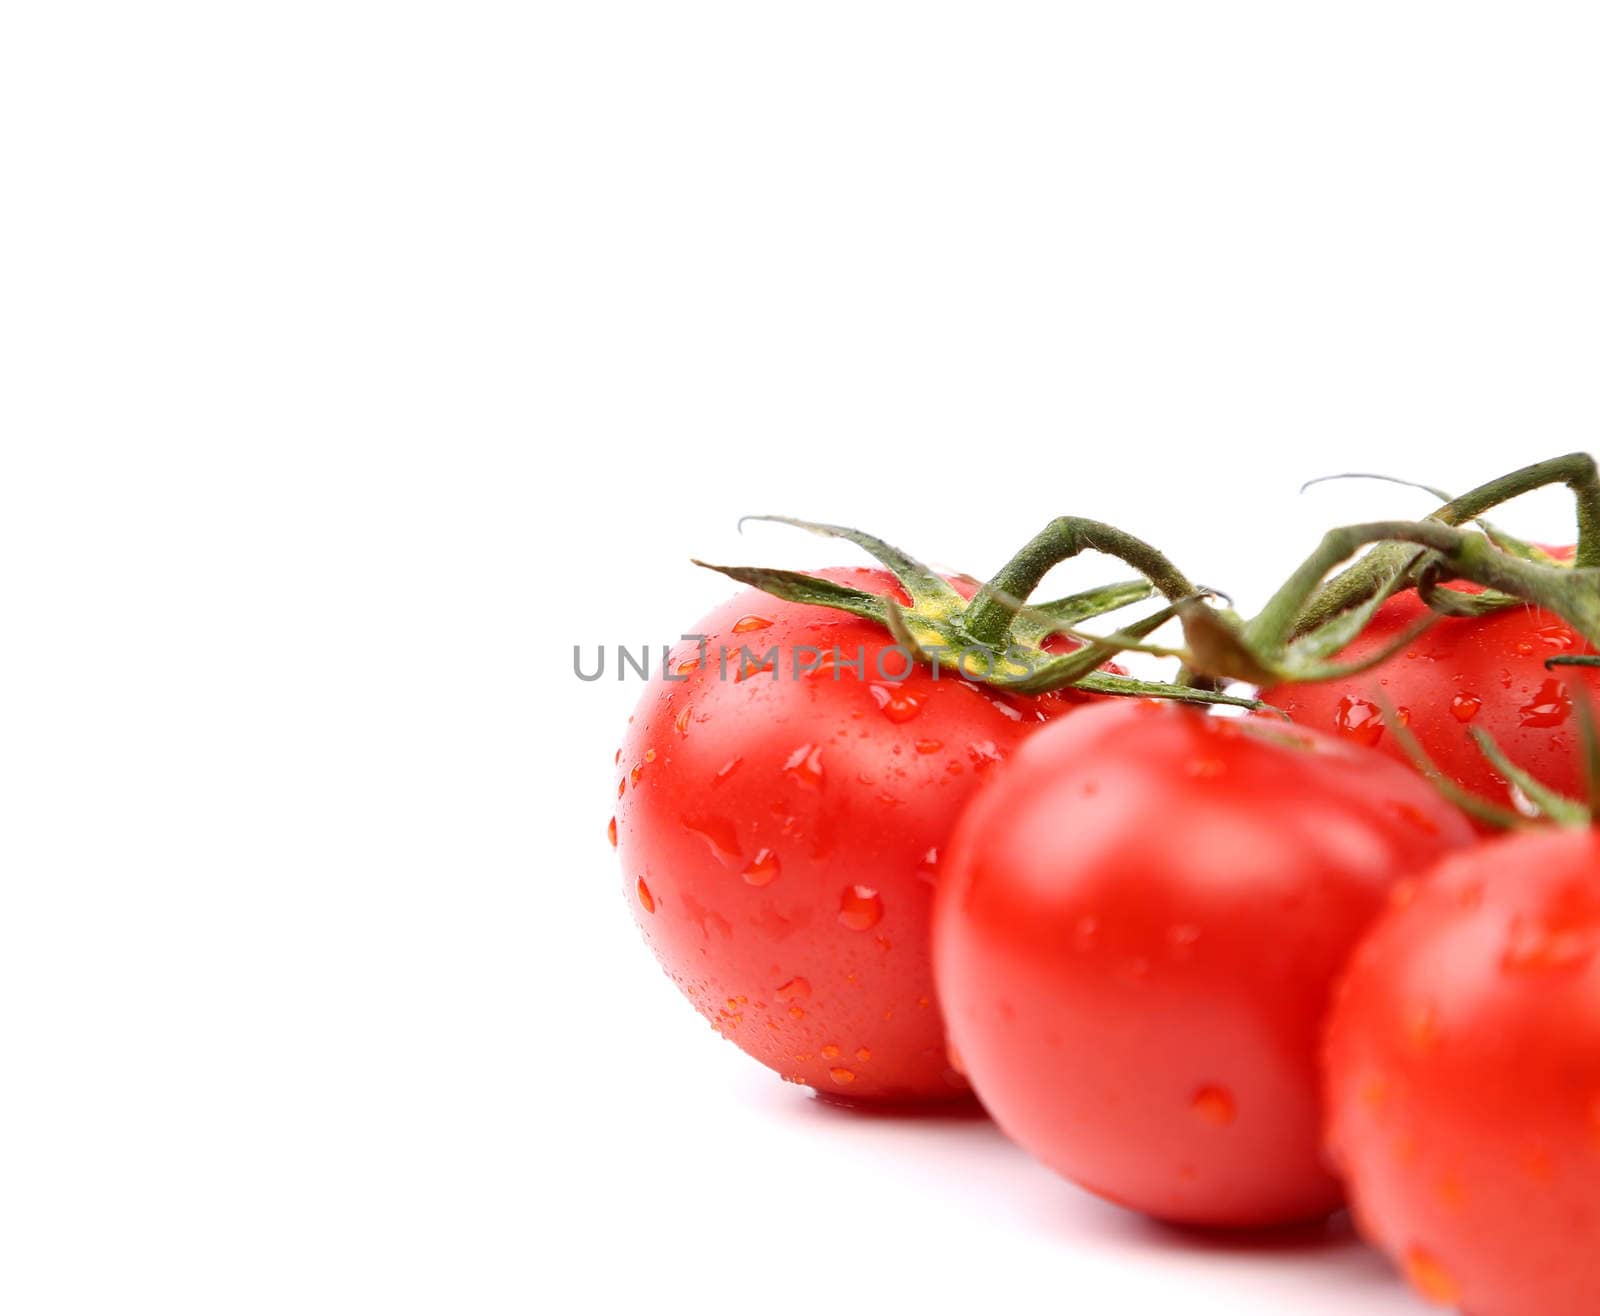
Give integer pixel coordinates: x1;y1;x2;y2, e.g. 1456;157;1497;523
802;1088;990;1122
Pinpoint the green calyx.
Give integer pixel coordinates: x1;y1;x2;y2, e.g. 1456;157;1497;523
1181;453;1600;688
694;515;1262;709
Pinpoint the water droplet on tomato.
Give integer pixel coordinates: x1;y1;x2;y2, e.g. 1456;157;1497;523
784;744;825;787
1191;1086;1236;1126
777;976;810;999
1167;924;1201;959
732;614;773;633
674;706;692;736
1503;916;1598;971
681;815;742;867
630;763;644;786
713;757;742;784
734;652;777;681
607;817;617;847
914;738;943;754
742;848;781;886
636;877;656;913
1450;693;1482;722
1403;1248;1460;1305
1520;677;1572;728
855;1047;871;1063
1335;695;1385;746
838;885;883;931
869;683;923;723
829;1067;856;1085
820;1043;840;1059
1537;623;1577;650
967;740;1004;771
1388;801;1441;835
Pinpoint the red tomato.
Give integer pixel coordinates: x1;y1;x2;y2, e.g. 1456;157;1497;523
1324;828;1600;1316
1261;557;1598;820
932;701;1474;1225
614;568;1094;1103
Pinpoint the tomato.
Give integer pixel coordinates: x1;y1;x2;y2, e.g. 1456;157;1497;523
614;568;1094;1103
932;701;1474;1225
1261;559;1599;820
1324;828;1600;1316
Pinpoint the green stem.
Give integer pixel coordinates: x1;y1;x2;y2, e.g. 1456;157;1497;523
1249;520;1600;657
963;517;1200;650
1289;452;1600;636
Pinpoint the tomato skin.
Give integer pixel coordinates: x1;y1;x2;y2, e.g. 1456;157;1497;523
1324;829;1600;1316
932;701;1474;1226
615;568;1091;1103
1260;566;1598;821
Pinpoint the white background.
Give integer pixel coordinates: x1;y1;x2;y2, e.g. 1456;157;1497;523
3;4;1597;1313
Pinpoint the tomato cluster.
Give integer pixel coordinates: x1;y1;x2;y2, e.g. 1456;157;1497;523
611;459;1600;1316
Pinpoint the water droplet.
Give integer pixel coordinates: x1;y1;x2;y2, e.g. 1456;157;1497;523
1515;639;1536;656
1167;924;1200;959
742;848;781;886
1520;677;1572;728
967;740;1004;770
1388;801;1441;835
617;778;627;799
734;652;776;681
1503;916;1598;971
784;744;825;787
788;1006;805;1020
829;1067;856;1085
681;815;742;867
1450;693;1482;722
869;683;924;723
674;706;692;736
732;614;773;633
1335;696;1385;746
820;1043;841;1059
1537;623;1577;650
914;738;943;754
838;885;883;931
777;976;811;1000
636;877;656;913
630;763;644;786
855;1047;872;1063
1403;1248;1460;1305
713;757;743;784
644;748;657;763
607;817;618;847
1191;1086;1236;1126
674;657;699;676
916;847;940;883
